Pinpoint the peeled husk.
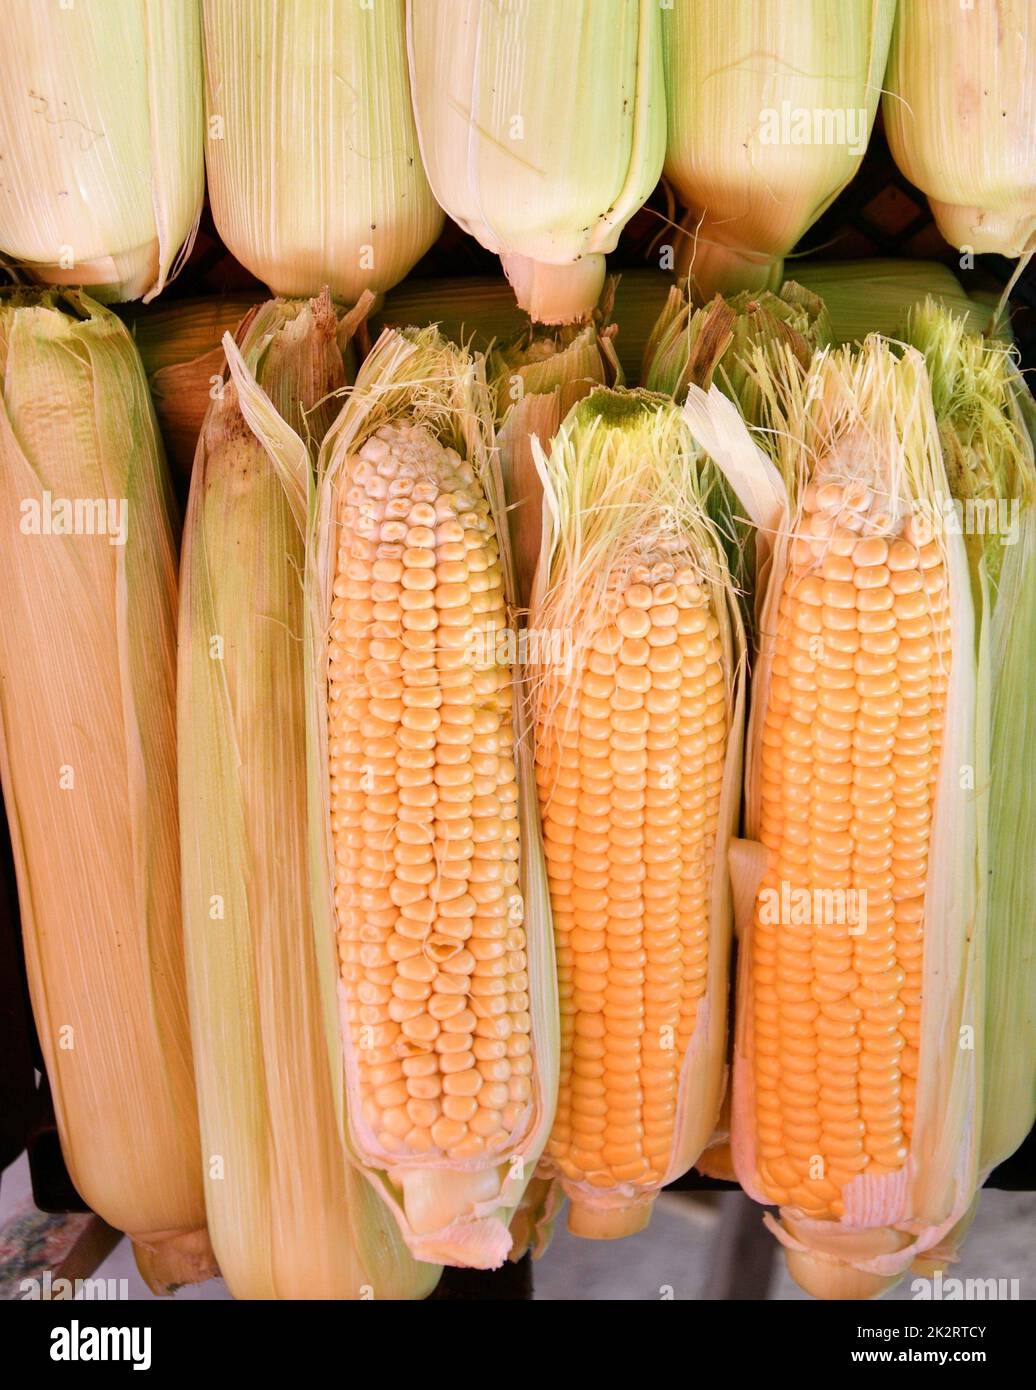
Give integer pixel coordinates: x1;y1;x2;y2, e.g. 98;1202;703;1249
491;286;623;609
407;0;666;324
202;0;442;302
905;302;1036;1179
305;325;559;1268
662;0;895;295
0;0;203;303
641;281;831;420
884;0;1036;260
177;294;437;1299
685;339;984;1299
0;289;213;1291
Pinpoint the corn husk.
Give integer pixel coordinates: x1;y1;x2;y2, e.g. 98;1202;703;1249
490;288;623;610
0;0;203;303
526;388;746;1236
904;302;1036;1178
202;0;442;303
685;338;984;1299
126;295;261;376
884;0;1036;261
487;309;623;1261
177;293;438;1299
407;0;666;324
661;0;895;295
0;289;213;1291
305;325;559;1268
120;295;262;486
641;281;832;420
792;260;988;344
969;291;1015;344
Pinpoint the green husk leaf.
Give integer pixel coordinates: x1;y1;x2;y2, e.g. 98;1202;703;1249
904;301;1036;1176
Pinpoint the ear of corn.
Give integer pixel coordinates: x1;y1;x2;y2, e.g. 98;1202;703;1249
0;290;213;1291
178;295;437;1299
884;0;1036;260
407;0;666;324
126;296;262;378
488;297;625;1253
661;0;894;295
306;325;558;1268
791;260;989;345
124;296;264;424
904;302;1036;1178
641;282;832;419
121;295;261;483
202;0;443;303
0;0;203;303
686;338;984;1298
527;388;746;1238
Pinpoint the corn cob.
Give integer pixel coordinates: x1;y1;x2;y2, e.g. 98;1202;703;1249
488;299;624;1253
661;0;894;295
0;289;213;1290
202;0;442;303
0;0;203;302
178;294;438;1299
527;389;745;1237
306;325;557;1268
885;0;1036;261
407;0;666;324
685;338;983;1298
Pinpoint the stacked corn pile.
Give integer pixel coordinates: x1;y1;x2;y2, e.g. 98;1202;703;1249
0;0;1032;1309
